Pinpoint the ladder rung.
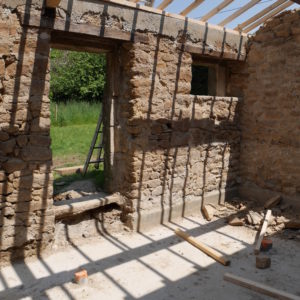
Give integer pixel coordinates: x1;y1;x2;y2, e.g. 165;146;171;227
88;159;104;164
93;146;104;149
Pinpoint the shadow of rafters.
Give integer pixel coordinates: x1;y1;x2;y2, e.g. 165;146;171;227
0;0;75;299
136;11;166;232
2;212;296;299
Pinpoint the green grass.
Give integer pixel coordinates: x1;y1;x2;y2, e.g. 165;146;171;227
50;101;102;168
50;101;101;127
51;124;98;167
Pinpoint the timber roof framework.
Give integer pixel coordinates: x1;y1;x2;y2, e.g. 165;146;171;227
46;0;300;34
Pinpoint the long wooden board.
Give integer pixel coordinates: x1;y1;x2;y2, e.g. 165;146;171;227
224;273;300;300
175;229;230;266
254;209;272;254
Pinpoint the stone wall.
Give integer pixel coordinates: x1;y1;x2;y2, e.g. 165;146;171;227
109;37;241;230
239;10;300;207
0;7;54;263
0;0;246;260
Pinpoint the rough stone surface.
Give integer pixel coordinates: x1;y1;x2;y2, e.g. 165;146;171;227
239;10;300;208
0;6;54;263
256;255;271;269
104;36;241;229
0;1;299;264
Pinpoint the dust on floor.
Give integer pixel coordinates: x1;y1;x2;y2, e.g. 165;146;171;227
0;215;299;300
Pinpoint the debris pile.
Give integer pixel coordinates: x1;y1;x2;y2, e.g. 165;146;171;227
202;196;300;239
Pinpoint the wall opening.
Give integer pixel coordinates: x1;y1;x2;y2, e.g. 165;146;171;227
49;48;107;202
191;57;226;97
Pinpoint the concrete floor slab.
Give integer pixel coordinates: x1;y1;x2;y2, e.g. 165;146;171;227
0;215;300;300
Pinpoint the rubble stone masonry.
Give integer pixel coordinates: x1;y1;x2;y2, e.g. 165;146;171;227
239;10;300;207
1;0;299;262
0;7;54;263
109;37;241;229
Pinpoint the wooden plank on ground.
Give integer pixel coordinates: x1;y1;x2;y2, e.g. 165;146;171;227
175;229;230;266
224;273;300;300
264;195;281;209
54;165;84;176
254;209;272;254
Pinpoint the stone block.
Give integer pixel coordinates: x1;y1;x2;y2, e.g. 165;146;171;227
0;59;4;77
16;135;28;147
1;138;16;154
0;131;9;141
256;255;271;269
2;159;27;173
21;145;51;161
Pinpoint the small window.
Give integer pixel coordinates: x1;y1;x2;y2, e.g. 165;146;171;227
191;64;217;96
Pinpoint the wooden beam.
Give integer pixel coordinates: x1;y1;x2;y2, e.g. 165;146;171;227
201;0;234;22
157;0;174;10
234;0;287;31
244;1;294;33
218;0;261;27
100;0;248;38
254;209;272;254
21;13;149;43
51;31;116;54
180;0;205;16
46;0;61;8
175;229;230;266
54;193;122;219
224;273;300;300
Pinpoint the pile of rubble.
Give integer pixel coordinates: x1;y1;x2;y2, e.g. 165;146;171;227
202;195;300;239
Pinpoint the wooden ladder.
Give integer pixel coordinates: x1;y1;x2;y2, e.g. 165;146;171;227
83;112;104;175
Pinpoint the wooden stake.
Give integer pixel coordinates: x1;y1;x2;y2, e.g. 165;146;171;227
254;209;272;254
55;103;58;121
175;229;230;266
224;273;300;300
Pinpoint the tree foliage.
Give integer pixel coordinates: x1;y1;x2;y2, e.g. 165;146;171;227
50;50;106;103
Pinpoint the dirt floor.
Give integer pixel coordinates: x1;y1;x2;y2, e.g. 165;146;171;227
0;214;300;300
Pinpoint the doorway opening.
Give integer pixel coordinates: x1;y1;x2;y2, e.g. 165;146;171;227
49;48;107;201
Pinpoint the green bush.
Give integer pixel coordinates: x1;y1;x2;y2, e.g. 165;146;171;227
50;49;106;103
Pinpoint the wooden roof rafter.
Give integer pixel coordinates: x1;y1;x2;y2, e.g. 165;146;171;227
234;0;290;31
157;0;174;10
179;0;205;17
218;0;261;27
243;0;294;32
201;0;235;22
